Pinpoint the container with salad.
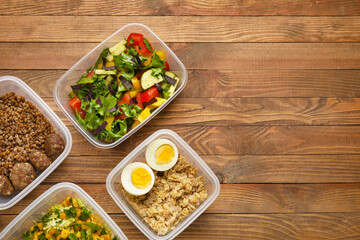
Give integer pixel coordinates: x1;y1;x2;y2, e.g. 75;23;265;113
67;32;180;143
22;196;118;240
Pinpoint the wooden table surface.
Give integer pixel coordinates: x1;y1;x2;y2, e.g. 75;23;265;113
1;1;360;239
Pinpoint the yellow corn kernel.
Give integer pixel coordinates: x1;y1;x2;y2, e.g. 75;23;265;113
49;228;56;235
156;51;167;60
62;200;68;207
66;197;72;203
106;61;115;67
60;229;70;239
92;234;101;240
91;214;98;222
76;231;82;238
30;225;35;232
102;234;112;240
37;222;43;230
131;76;141;90
137;107;151;122
60;212;66;219
81;224;89;230
56;235;61;240
128;90;138;99
72;198;79;207
76;220;84;224
86;218;91;223
45;233;51;239
97;61;103;69
33;234;39;240
76;208;82;218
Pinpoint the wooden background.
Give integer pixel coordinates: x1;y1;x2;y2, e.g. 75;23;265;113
1;0;360;239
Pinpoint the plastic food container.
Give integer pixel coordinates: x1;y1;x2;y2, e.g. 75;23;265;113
0;182;128;240
54;23;188;149
0;76;72;210
106;129;220;240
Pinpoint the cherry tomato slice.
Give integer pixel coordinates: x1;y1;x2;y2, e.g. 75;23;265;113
127;33;143;45
118;92;131;105
164;61;170;71
68;96;86;119
141;86;159;103
134;92;144;109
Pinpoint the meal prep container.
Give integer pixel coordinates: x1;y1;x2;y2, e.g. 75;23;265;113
54;23;188;149
0;182;128;240
0;76;72;210
106;129;220;240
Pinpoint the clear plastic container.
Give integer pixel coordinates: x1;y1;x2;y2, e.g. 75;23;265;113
106;129;220;240
54;23;188;149
0;76;72;210
0;182;128;240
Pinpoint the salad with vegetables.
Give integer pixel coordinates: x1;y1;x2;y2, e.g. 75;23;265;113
22;197;118;240
68;33;180;142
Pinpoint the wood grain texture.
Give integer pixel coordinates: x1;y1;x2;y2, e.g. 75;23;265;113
49;125;360;156
1;43;359;70
40;96;360;126
2;183;360;215
15;154;358;184
0;0;359;16
2;213;360;239
2;69;360;98
1;16;360;43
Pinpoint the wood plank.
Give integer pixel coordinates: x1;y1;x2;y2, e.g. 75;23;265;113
38;154;360;184
3;183;360;215
1;16;360;43
2;213;360;239
0;0;359;16
1;43;359;70
51;125;360;156
40;97;360;126
2;69;360;98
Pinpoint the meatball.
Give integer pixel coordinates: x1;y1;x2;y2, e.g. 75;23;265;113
0;175;14;196
29;150;52;171
9;163;36;190
45;133;65;160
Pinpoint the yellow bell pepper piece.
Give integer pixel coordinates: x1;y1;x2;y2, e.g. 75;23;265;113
131;118;140;129
156;51;167;60
97;61;103;69
128;90;138;98
137;107;151;122
131;76;142;90
148;97;166;109
106;61;115;67
143;56;152;66
104;116;115;131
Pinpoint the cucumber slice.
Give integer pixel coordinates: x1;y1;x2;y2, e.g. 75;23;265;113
104;75;114;85
141;69;164;90
165;71;180;96
94;69;116;75
109;39;127;56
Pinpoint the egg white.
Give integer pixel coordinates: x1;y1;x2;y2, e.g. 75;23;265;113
121;162;155;196
146;139;179;171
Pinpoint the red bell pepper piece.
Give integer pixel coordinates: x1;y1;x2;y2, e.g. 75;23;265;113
68;96;86;119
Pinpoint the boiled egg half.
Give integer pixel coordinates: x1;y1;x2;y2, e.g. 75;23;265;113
121;162;155;196
146;139;178;171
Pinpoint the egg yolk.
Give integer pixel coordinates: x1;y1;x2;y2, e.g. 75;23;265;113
131;168;151;189
155;144;174;165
